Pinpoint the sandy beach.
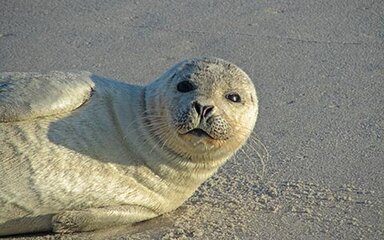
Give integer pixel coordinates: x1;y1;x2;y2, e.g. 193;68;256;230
1;0;383;239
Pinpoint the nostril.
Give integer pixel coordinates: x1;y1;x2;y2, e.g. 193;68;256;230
193;101;214;118
202;105;214;118
193;101;202;115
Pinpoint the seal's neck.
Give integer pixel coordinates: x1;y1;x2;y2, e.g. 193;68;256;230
111;83;235;212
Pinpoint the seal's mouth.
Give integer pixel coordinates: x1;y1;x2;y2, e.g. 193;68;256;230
186;128;214;139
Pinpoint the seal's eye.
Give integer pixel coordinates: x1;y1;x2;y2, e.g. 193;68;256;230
225;92;242;103
177;81;196;93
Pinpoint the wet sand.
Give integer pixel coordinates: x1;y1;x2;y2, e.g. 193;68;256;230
1;0;383;239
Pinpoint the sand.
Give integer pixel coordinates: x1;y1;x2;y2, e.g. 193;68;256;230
1;0;383;239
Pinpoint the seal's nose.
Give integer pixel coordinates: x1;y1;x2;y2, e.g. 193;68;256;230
193;101;214;119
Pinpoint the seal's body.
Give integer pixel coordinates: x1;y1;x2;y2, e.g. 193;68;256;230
0;58;258;235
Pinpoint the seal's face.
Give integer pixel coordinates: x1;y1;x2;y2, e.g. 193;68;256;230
145;58;258;162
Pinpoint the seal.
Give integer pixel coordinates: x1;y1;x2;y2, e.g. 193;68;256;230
0;57;258;236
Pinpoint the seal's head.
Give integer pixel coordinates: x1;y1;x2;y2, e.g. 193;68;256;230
144;57;258;164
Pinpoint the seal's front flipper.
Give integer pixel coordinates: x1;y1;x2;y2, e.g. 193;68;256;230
0;71;95;122
51;205;158;233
